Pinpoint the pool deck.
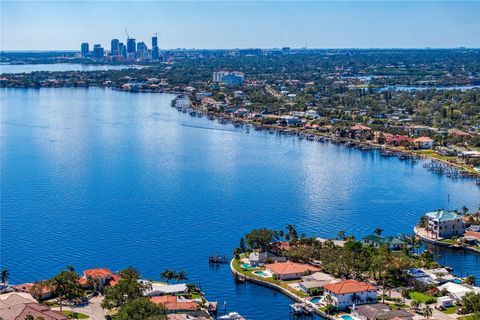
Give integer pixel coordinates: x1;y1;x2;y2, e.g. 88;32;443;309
230;258;335;319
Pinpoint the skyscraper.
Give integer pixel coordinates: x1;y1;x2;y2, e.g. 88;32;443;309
136;42;147;60
81;43;89;57
127;38;136;59
111;39;119;56
152;35;159;60
93;44;104;59
118;42;126;58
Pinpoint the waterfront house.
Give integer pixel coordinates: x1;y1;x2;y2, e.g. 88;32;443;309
150;296;199;314
351;303;413;320
265;262;320;281
145;283;188;297
362;235;406;250
413;137;434;149
13;282;55;301
424;210;465;239
80;268;119;291
248;251;286;267
299;272;339;294
268;241;290;256
350;124;372;139
322;279;377;309
0;292;66;320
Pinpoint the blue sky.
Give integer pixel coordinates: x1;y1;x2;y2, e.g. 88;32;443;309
1;1;479;50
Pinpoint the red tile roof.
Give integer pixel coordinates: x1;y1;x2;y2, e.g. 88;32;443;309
323;279;377;294
83;268;113;278
150;296;198;311
106;274;120;287
265;262;320;275
465;231;480;240
13;282;54;295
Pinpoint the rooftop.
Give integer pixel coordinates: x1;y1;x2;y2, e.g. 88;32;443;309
425;210;462;222
265;262;320;275
323;279;377;294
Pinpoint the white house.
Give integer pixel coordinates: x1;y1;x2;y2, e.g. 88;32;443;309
144;283;188;297
413;137;434;149
437;282;480;302
322;280;377;309
424;210;465;239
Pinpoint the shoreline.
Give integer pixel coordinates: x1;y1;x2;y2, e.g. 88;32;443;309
414;226;480;255
229;259;335;320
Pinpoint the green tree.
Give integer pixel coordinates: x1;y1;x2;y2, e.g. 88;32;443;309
115;297;166;320
422;305;433;319
174;271;188;283
160;269;175;283
466;275;477;285
48;266;84;312
337;230;346;240
0;269;9;285
245;228;276;251
374;228;384;236
462;292;480;313
101;267;149;309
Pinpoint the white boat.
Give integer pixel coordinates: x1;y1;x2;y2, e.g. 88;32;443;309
219;312;246;320
303;304;315;314
290;303;303;314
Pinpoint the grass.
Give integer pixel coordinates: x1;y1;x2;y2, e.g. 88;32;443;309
458;316;476;320
442;306;459;314
409;291;437;304
62;311;89;319
440;239;455;244
386;303;408;310
232;258;308;298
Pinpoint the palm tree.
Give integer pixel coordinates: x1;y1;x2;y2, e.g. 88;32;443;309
411;300;420;311
462;206;469;215
160;269;175;283
423;305;433;319
337;230;346;240
0;269;9;285
175;271;188;283
351;293;361;309
374;228;384;236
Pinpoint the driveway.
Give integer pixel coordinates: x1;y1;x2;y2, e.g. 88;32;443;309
53;296;105;320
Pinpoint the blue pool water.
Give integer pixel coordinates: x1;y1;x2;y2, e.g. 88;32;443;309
252;271;270;277
341;315;354;320
1;88;479;320
241;263;256;270
309;297;322;304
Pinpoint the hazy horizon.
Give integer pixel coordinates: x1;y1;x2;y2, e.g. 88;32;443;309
1;1;480;51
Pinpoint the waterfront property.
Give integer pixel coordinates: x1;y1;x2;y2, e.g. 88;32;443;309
350;303;413;320
424;210;465;239
437;282;480;302
79;268;119;291
145;283;188;296
321;280;377;309
265;262;320;281
299;272;339;294
361;235;405;250
150;295;199;314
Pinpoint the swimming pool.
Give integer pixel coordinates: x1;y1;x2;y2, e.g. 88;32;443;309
453;278;463;284
253;270;271;278
309;297;322;304
341;315;354;320
241;263;256;269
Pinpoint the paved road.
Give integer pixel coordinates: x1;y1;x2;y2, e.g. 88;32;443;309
53;296;105;320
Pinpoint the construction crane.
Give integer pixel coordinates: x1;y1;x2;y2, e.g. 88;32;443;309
125;28;130;40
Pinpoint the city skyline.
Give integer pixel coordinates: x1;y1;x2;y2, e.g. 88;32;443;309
2;1;480;51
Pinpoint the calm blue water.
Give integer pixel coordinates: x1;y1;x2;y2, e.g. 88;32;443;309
1;88;479;319
0;63;140;74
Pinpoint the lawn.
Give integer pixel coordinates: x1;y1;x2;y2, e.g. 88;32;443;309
458;316;477;320
442;306;459;314
409;291;436;304
62;310;89;319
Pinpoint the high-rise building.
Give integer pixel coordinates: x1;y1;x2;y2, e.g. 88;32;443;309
127;38;136;59
151;35;159;60
93;44;104;59
81;43;89;57
136;42;147;60
213;71;245;86
152;46;160;60
111;39;120;56
118;42;126;58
